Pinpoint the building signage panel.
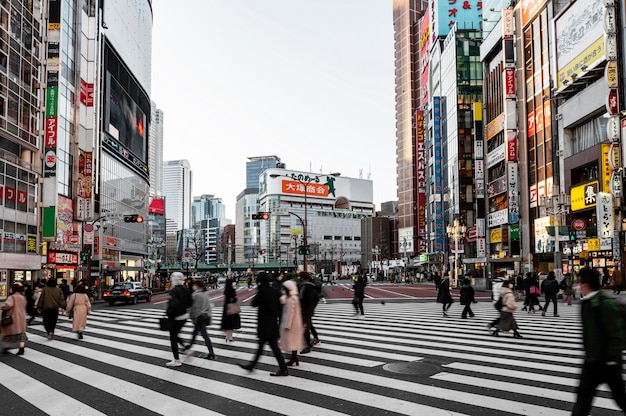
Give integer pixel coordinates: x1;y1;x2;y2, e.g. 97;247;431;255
534;216;551;253
507;131;517;161
432;0;483;37
596;192;613;238
416;110;427;253
47;252;78;264
490;228;502;243
606;115;620;141
485;113;505;141
487;176;507;197
505;69;515;98
399;227;414;254
555;0;604;89
571;181;598;211
477;238;486;258
604;6;617;33
487;143;506;169
508;163;519;224
502;8;515;37
607;89;619;115
475;138;484;158
488;209;508;227
527;109;535;136
476;178;485;198
521;0;548;27
605;35;618;61
475;159;484;178
606;61;618;87
610;171;623;198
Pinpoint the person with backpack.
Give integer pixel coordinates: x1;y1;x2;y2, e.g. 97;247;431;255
492;279;522;338
541;271;560;317
459;277;476;319
165;272;192;367
572;267;626;415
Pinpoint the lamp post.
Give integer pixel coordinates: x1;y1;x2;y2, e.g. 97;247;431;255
446;219;466;288
270;172;340;273
540;192;570;278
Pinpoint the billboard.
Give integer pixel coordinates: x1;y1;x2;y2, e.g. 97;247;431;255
555;0;604;89
431;0;483;38
416;110;427;253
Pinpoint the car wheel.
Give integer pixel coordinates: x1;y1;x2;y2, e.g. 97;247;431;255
108;301;115;306
146;294;152;303
131;296;138;305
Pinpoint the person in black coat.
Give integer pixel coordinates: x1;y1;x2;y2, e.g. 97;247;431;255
459;278;476;319
238;272;288;376
220;276;241;342
298;271;320;353
165;272;192;367
541;271;560;317
437;273;453;316
352;273;367;316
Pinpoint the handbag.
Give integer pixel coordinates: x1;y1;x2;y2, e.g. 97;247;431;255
1;312;12;327
158;317;170;331
226;302;240;315
530;285;540;295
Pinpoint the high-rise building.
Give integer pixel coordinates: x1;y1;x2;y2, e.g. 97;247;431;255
192;194;231;263
246;155;282;188
149;104;164;197
163;160;192;233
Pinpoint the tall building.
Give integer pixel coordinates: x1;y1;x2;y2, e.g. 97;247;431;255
162;159;192;233
149;104;164;197
0;0;43;295
192;194;231;263
246;155;283;188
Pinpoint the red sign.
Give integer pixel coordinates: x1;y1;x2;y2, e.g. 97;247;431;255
572;218;586;231
80;78;94;107
465;226;478;242
527;110;535;136
607;88;619;115
48;252;78;264
507;132;518;161
45;116;58;147
505;69;515;99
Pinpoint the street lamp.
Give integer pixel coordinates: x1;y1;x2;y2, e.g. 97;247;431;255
540;192;570;278
446;218;466;288
270;172;340;273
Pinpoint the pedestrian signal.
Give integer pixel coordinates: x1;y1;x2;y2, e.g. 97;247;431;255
124;214;144;223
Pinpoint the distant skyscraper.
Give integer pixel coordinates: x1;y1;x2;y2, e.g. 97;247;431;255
246;156;283;188
163;160;192;233
149;103;164;197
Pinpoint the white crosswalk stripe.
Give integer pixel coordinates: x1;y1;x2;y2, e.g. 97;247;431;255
1;300;624;415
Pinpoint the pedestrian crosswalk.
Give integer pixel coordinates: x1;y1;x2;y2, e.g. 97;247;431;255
1;300;624;415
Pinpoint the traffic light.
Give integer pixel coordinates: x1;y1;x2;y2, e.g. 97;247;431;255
252;212;269;220
124;214;144;223
80;251;88;262
569;231;576;241
298;245;310;255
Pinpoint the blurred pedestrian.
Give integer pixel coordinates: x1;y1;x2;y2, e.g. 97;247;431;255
572;267;626;415
437;272;453;316
1;283;27;356
561;273;574;306
433;272;442;290
527;273;542;313
492;279;522;338
612;264;622;295
23;282;36;325
65;284;91;340
299;271;320;353
165;272;192;367
459;278;476;319
515;273;524;301
37;278;66;341
541;271;560;317
279;279;305;367
220;275;241;342
239;272;289;376
352;273;366;317
184;279;215;360
602;267;611;289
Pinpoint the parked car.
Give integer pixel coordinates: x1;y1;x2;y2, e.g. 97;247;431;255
103;282;152;306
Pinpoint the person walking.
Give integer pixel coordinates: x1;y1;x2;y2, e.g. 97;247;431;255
37;278;66;341
514;273;524;301
352;273;366;317
541;271;560;317
299;271;320;353
165;272;192;367
572;267;626;415
560;272;575;306
527;273;542;313
65;284;91;340
1;283;27;356
492;279;522;338
612;264;622;295
238;272;289;376
459;278;476;319
23;282;36;326
437;272;453;316
602;267;612;289
279;279;305;367
184;279;216;360
220;275;241;342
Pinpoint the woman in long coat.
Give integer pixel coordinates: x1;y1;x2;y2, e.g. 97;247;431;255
220;276;241;342
437;273;453;316
1;283;27;355
37;278;66;340
279;279;305;366
494;280;522;338
65;284;91;339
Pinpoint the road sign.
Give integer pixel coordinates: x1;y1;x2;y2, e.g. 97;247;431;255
572;218;586;231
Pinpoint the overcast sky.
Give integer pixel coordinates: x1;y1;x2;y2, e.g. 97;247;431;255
151;0;396;220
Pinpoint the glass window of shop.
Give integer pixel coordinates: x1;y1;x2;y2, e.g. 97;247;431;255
0;160;38;253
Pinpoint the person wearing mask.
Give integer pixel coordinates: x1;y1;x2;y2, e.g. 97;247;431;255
492;279;522;338
299;271;320;353
279;279;305;367
238;272;289;376
352;273;367;317
437;272;454;317
572;267;626;415
220;275;241;342
65;284;91;340
184;279;216;360
37;278;66;340
165;272;192;367
1;283;27;355
541;271;560;317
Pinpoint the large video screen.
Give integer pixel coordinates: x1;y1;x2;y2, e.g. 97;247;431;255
105;72;147;162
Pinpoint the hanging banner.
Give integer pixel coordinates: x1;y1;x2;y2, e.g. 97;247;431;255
595;192;614;238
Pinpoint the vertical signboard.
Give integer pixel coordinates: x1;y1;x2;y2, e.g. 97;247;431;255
433;97;444;251
416;110;427;253
508;163;520;224
595;192;614;238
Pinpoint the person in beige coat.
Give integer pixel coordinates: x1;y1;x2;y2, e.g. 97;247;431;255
65;284;91;339
279;279;305;367
492;279;523;338
1;283;28;355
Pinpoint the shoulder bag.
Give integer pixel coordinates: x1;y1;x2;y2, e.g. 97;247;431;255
1;309;13;327
226;302;241;316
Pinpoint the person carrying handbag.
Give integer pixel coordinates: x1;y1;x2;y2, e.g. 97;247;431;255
220;276;241;342
1;283;27;356
65;284;91;340
183;279;215;360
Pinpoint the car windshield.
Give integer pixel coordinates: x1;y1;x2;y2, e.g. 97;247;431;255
111;284;132;290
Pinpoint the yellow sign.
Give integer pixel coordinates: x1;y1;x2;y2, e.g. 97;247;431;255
557;37;604;89
607;61;618;88
587;238;600;251
570;181;598;211
490;228;502;243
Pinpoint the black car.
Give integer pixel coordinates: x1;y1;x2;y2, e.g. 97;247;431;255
103;282;152;306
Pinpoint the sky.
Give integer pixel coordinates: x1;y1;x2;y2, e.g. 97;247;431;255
151;0;397;220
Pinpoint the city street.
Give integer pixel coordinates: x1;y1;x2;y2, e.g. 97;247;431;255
0;286;623;415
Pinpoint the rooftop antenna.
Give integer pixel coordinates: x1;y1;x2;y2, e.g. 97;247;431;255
368;163;372;180
359;169;363;179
